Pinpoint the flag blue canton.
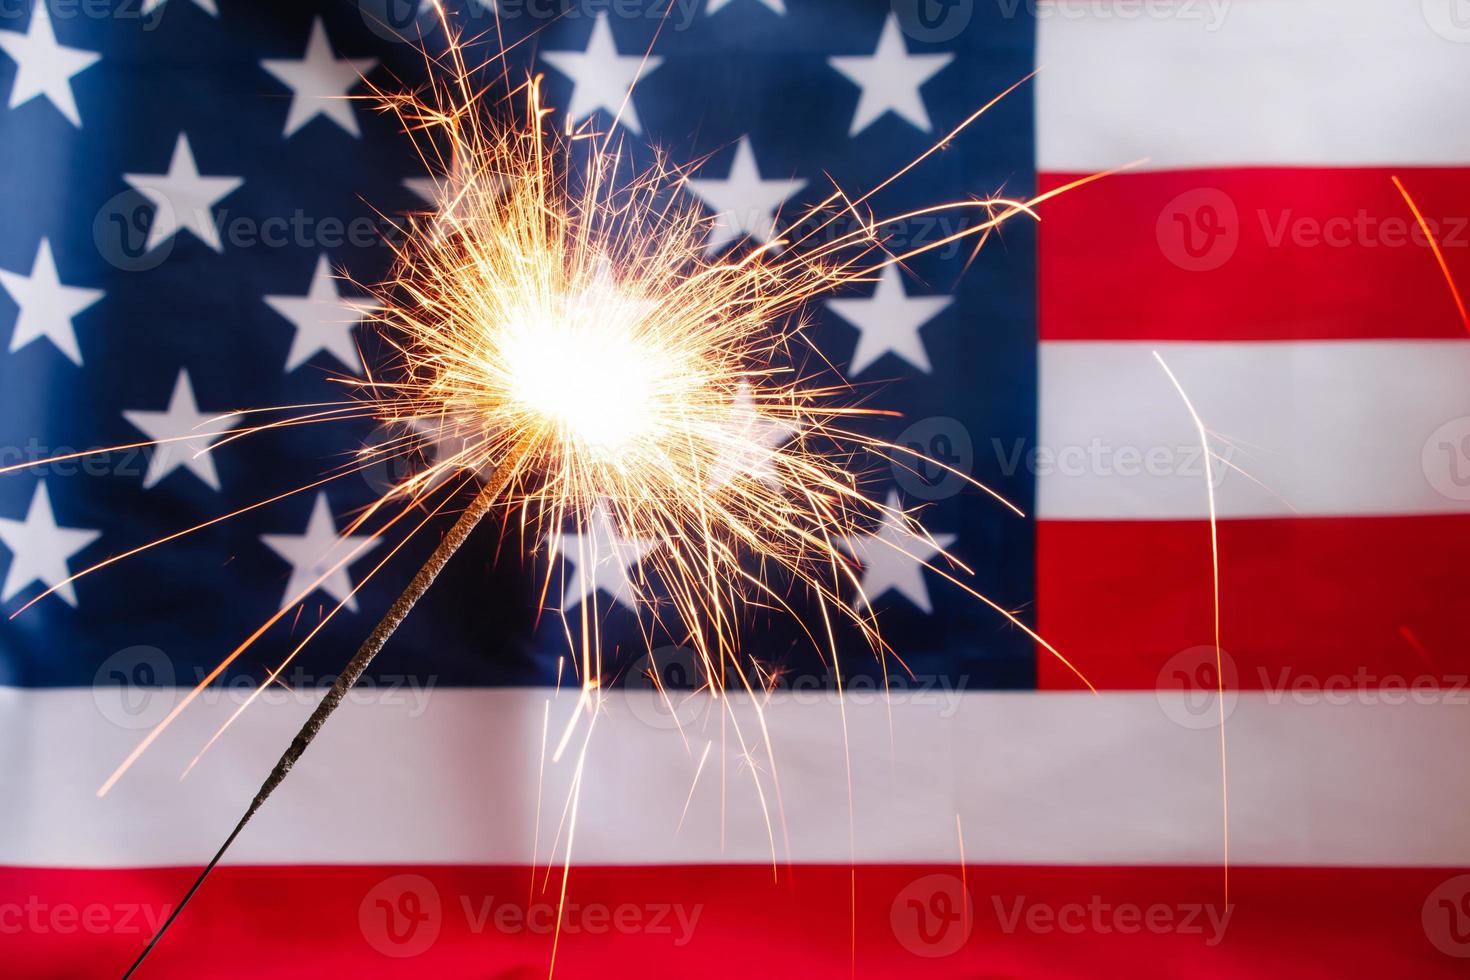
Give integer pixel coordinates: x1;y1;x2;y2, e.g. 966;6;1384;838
0;0;1037;692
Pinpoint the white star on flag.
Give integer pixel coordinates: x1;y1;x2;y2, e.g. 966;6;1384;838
540;13;661;135
264;253;372;374
261;493;382;614
0;0;100;127
122;370;241;492
0;482;101;608
122;133;244;254
260;17;377;138
841;491;955;614
552;504;657;613
825;264;952;376
829;13;953;136
0;238;102;366
685;136;805;255
709;383;797;488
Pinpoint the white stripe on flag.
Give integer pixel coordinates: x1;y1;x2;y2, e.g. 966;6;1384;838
1037;0;1470;171
3;686;1467;867
1037;340;1470;519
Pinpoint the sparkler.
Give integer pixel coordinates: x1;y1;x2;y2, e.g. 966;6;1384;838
0;16;1117;977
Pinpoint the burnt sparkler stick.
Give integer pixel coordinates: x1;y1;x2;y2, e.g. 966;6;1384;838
121;460;519;979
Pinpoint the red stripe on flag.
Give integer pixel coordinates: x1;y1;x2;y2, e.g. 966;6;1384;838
3;864;1466;978
1038;168;1470;341
1036;515;1470;690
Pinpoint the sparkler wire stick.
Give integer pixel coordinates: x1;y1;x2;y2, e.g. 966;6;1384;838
121;456;521;979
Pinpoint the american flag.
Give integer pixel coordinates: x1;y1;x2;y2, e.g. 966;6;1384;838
2;0;1469;976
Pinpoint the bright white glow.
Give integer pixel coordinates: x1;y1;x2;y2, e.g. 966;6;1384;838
504;282;669;456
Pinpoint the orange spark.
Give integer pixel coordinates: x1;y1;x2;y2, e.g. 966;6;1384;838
1391;174;1470;335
